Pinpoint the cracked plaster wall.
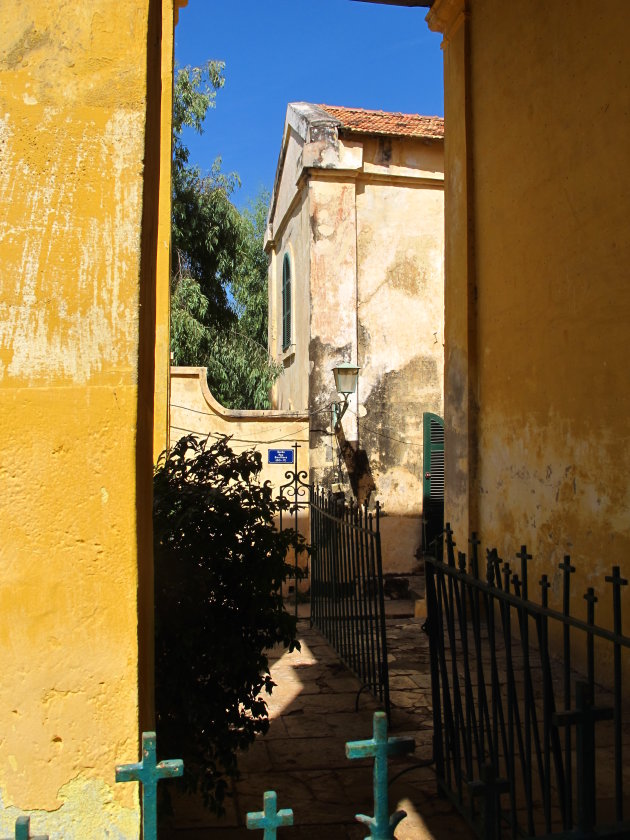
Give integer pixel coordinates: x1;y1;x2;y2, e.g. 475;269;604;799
356;168;444;571
434;0;630;672
0;1;171;834
268;110;444;573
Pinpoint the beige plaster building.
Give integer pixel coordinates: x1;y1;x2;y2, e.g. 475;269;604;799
265;103;444;573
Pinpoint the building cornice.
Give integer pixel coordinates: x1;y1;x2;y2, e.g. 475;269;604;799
426;0;467;40
306;168;444;189
174;0;188;25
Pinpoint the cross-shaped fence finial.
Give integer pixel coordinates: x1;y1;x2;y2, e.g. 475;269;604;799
246;790;293;839
516;545;532;599
1;817;48;840
116;732;183;840
346;711;414;838
468;762;509;840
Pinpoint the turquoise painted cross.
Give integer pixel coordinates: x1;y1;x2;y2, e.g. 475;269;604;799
346;712;415;839
246;790;293;839
116;731;183;840
1;817;47;840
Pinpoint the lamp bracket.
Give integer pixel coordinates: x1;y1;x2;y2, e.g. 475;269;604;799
332;396;349;430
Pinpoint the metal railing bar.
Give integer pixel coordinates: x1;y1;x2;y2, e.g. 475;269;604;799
429;556;630;649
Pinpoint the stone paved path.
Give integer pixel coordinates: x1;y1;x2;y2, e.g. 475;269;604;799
164;602;475;839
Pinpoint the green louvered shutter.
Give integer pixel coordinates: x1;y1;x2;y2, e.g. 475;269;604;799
282;254;291;350
422;412;444;551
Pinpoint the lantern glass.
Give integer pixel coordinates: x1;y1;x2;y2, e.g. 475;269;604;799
333;363;360;396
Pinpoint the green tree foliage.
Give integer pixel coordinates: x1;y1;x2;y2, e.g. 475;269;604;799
170;62;280;409
232;190;272;348
153;434;304;813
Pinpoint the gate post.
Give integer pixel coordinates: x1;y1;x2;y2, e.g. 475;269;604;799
553;680;613;836
468;762;509;840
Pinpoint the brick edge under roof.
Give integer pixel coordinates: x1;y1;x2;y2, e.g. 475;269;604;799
317;104;444;140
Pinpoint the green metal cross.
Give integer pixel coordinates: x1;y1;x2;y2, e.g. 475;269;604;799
246;790;293;839
1;817;48;840
346;711;415;839
116;731;183;840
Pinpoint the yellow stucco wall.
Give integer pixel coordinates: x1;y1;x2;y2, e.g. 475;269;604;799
430;0;630;665
153;2;176;460
170;367;310;471
0;1;173;835
170;368;311;590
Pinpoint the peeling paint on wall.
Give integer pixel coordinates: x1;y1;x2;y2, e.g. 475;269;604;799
267;103;445;572
0;779;137;840
0;109;142;385
0;0;165;834
435;0;630;679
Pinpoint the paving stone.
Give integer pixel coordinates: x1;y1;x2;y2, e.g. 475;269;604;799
325;712;384;740
235;740;273;774
235;769;368;826
267;735;368;771
282;713;336;739
163;609;476;840
389;674;421;690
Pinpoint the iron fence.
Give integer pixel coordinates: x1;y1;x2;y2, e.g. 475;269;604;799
3;714;408;840
424;525;630;839
310;487;390;717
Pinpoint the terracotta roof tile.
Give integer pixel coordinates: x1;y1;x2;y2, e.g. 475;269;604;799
317;104;444;140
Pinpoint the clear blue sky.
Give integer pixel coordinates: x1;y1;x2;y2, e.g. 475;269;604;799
175;0;444;209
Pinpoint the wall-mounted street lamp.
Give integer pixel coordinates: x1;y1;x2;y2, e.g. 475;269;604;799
331;362;360;429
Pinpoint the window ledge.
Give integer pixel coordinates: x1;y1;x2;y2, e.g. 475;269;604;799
280;344;296;367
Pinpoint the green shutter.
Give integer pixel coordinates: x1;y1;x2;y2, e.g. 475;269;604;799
422;412;445;551
282;254;291;350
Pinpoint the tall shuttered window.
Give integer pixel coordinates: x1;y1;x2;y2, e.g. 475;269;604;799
282;253;291;351
422;412;445;551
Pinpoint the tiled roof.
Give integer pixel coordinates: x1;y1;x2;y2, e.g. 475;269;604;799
317;104;444;140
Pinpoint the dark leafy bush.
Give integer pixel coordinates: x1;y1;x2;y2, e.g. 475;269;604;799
153;434;304;813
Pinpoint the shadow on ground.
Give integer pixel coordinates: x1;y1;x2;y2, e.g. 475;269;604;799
161;608;475;839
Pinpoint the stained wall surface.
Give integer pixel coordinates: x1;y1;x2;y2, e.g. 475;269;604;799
429;0;630;655
0;1;171;835
266;104;444;573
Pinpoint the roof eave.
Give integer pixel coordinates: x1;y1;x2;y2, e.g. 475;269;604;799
350;0;434;7
337;127;444;142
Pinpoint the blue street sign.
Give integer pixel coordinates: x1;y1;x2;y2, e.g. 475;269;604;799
268;448;294;464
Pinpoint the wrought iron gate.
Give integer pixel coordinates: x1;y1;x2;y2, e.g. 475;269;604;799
425;525;630;839
309;488;390;717
277;443;310;617
275;444;390;715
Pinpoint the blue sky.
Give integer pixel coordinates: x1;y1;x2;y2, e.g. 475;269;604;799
175;0;444;209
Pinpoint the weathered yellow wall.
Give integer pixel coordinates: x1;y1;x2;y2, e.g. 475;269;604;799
428;0;474;546
153;1;176;460
431;0;630;654
0;1;169;834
